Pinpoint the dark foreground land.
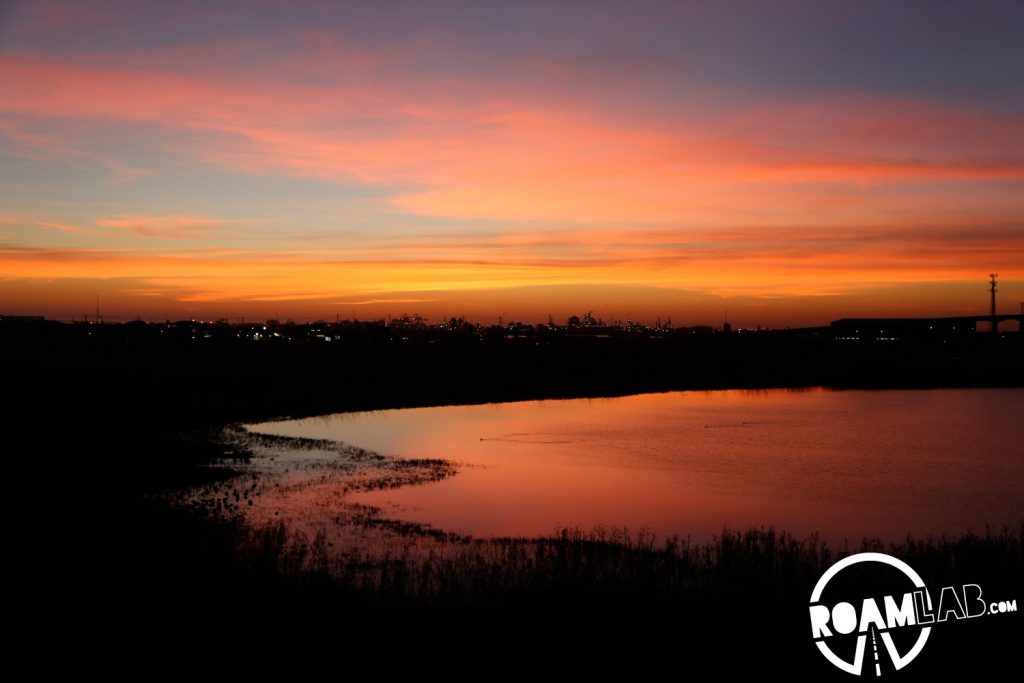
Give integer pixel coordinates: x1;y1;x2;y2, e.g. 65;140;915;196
6;325;1024;680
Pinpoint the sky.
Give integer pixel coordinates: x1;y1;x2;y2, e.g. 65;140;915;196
1;0;1023;327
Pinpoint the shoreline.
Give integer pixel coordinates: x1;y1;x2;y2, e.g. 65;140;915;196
189;387;1024;551
6;330;1023;437
239;382;1023;429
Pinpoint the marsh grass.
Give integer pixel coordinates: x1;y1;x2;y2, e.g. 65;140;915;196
226;514;1024;608
183;425;1023;612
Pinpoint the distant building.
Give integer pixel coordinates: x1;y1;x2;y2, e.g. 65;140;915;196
830;315;1022;341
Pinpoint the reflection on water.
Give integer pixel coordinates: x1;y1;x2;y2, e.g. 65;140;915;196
244;388;1024;543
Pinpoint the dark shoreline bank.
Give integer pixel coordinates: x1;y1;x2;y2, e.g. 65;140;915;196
7;331;1023;679
7;328;1023;432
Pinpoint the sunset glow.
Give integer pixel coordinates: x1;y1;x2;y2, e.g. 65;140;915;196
2;1;1022;325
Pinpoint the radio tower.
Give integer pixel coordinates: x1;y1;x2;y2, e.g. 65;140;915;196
989;274;998;334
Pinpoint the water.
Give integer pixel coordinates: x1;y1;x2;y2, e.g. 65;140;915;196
244;388;1024;543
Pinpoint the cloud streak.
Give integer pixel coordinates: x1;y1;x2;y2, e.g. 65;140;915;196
95;215;228;239
3;223;1021;307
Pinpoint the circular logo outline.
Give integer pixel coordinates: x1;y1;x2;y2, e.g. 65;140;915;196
809;552;932;675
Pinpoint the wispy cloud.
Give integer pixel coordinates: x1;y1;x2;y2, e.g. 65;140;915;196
0;118;151;182
2;53;1022;225
96;214;228;239
333;297;438;305
2;221;1021;306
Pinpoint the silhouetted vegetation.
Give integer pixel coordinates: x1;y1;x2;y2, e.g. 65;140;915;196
6;322;1022;679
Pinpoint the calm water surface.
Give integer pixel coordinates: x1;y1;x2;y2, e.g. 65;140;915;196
246;388;1024;542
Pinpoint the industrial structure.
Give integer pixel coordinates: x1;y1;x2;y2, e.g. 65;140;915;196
831;275;1022;341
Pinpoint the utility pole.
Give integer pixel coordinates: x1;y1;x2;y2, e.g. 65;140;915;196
989;274;998;334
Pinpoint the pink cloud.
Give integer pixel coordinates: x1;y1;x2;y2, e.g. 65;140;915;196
2;52;1023;225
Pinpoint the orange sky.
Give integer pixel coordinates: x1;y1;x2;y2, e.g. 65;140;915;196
1;1;1022;326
